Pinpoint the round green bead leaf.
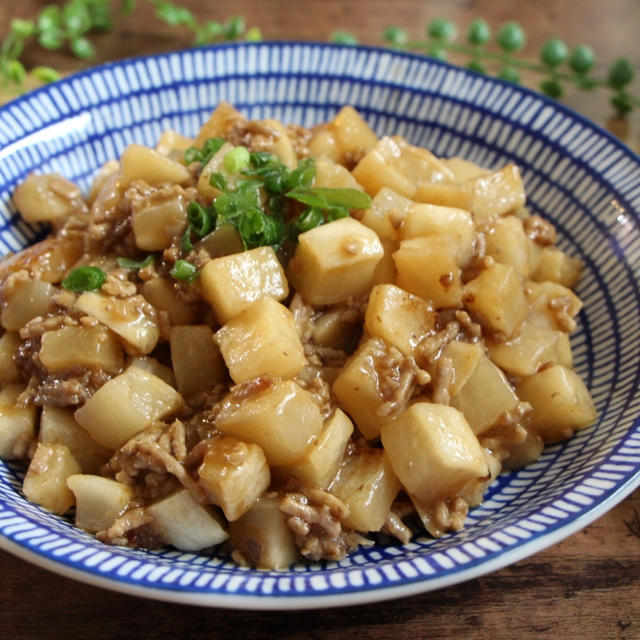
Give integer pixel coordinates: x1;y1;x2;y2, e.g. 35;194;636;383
467;18;491;46
611;93;633;114
498;66;521;84
427;18;457;42
383;26;408;46
467;59;487;74
540;78;563;98
607;58;634;89
569;45;595;74
330;30;358;45
496;22;526;52
540;38;568;67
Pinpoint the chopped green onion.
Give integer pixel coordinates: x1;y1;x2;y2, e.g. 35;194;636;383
285;158;315;190
286;186;372;211
223;145;251;174
187;201;215;237
117;255;154;270
296;208;324;233
61;266;106;292
327;207;350;221
181;227;194;252
184;137;225;166
170;259;199;283
237;208;286;249
209;171;229;192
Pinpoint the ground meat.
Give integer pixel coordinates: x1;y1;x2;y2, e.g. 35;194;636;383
431;355;454;405
97;506;157;548
51;289;77;311
303;343;348;368
454;310;482;341
15;313;84;386
372;342;431;418
479;401;532;461
524;214;557;246
100;269;138;298
381;510;413;544
279;486;356;562
108;420;204;502
413;494;469;538
415;321;460;368
295;373;333;418
21;368;111;407
286;124;312;159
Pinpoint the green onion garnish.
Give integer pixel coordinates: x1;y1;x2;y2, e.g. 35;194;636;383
286;186;372;211
223;145;251;174
170;259;199;283
61;266;106;292
183;137;226;166
117;255;154;270
187;201;214;237
295;207;324;233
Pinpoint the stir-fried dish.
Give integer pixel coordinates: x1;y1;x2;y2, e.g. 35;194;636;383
0;103;597;568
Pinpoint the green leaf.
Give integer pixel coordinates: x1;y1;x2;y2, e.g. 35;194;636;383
540;38;568;68
224;15;245;39
63;2;92;36
330;30;358;45
244;27;262;42
498;66;521;84
467;19;491;46
496;21;526;52
467;59;487;74
10;19;36;38
122;0;137;16
427;18;457;42
7;60;26;84
155;2;194;27
611;92;633;114
383;26;408;47
31;66;62;83
568;45;595;75
286;187;372;211
37;6;61;32
540;78;563;98
607;58;634;90
38;32;64;51
71;36;96;59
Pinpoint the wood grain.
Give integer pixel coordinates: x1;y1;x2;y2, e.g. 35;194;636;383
0;1;639;638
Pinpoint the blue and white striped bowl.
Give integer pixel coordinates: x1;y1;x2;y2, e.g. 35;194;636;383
1;42;639;609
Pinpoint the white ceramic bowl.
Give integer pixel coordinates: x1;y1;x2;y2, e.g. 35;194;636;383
0;42;639;609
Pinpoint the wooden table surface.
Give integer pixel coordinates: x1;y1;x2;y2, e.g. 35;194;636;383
1;1;639;638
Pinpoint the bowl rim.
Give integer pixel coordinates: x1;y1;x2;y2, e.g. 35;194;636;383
1;40;639;610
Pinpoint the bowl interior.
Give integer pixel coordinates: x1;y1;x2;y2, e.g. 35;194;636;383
0;43;639;608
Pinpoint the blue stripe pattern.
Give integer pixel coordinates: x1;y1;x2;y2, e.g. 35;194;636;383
0;42;639;609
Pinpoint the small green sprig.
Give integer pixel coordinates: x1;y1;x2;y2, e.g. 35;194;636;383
0;0;259;92
0;0;114;88
376;18;638;115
